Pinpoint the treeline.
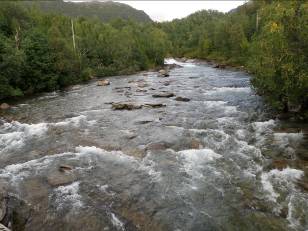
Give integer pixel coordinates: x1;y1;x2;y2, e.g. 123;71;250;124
0;2;168;99
161;0;308;112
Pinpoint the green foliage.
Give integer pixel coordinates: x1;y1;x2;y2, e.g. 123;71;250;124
0;2;167;100
162;0;308;112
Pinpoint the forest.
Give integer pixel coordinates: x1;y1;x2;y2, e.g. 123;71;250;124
0;0;307;114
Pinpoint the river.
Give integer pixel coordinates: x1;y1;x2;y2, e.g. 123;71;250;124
0;59;307;231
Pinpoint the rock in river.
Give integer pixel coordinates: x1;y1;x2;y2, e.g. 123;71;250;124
174;96;190;102
97;79;110;86
158;69;169;77
47;170;76;187
112;102;142;110
0;180;8;222
0;103;10;110
152;92;175;98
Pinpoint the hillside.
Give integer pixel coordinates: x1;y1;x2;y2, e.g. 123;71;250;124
26;1;152;23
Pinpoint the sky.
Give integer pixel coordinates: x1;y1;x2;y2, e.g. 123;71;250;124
116;1;246;22
69;1;247;22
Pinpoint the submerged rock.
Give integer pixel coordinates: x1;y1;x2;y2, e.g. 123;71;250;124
47;170;76;187
175;96;190;102
97;79;110;86
0;103;10;110
111;102;142;110
152;92;175;98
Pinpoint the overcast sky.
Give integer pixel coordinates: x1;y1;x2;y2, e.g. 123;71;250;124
116;1;247;22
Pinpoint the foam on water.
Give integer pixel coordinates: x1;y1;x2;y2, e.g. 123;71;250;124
110;213;125;231
273;132;304;148
54;181;83;210
261;167;304;204
204;87;251;95
177;149;222;180
0;116;95;154
164;58;196;67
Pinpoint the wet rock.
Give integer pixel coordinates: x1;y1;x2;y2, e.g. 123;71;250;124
0;224;10;231
152;92;175;98
0;180;8;222
71;85;82;90
5;196;32;231
136;89;147;93
146;142;171;151
297;181;308;192
137;82;148;88
135;120;153;125
158;69;169;77
143;103;166;108
97;79;110;86
214;64;226;69
191;138;203;149
123;147;146;158
175;96;190;102
0;103;10;110
121;130;138;140
270;160;289;170
111;102;142;110
47;170;76;187
166;63;182;69
59;165;73;172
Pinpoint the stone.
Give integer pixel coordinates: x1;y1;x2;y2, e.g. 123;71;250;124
158;69;169;77
143;103;166;108
146;142;170;151
0;103;10;110
71;85;82;90
59;165;73;172
0;180;8;222
97;79;110;86
47;171;76;187
297;181;308;192
214;64;226;69
0;223;10;231
136;89;147;93
174;96;190;102
191;139;202;149
137;82;148;88
111;102;142;110
152;92;175;98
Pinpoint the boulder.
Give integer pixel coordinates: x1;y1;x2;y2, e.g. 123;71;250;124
0;103;10;110
158;69;169;77
175;96;190;102
97;79;110;86
152;92;175;98
47;170;76;187
111;102;142;110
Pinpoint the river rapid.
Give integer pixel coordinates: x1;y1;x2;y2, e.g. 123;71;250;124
0;59;307;231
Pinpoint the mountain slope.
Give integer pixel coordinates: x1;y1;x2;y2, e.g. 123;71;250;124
28;1;152;23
